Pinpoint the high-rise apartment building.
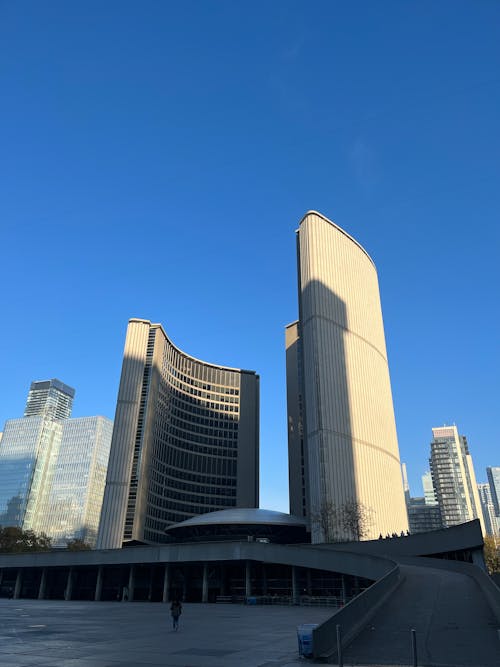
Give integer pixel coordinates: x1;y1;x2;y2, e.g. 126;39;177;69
97;318;260;549
24;379;75;420
429;426;485;533
286;211;408;542
0;380;112;547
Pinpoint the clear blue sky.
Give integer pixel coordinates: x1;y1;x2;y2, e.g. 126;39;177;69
1;1;499;510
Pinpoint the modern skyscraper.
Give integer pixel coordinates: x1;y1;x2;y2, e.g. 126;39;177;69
24;379;75;420
286;211;408;542
97;318;260;549
422;470;438;505
28;416;113;547
477;483;498;537
0;380;112;547
401;463;411;503
0;416;63;527
486;466;500;516
429;426;485;533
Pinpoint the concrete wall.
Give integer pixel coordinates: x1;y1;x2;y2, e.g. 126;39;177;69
296;211;408;541
313;564;402;660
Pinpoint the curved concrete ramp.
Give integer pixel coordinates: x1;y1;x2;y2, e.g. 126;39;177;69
342;563;500;666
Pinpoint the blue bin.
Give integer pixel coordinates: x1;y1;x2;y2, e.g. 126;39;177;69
297;623;318;658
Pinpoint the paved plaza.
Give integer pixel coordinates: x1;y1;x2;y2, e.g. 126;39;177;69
0;599;335;667
1;593;498;667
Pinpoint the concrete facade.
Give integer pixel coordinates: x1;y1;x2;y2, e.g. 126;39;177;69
287;211;408;542
97;319;259;549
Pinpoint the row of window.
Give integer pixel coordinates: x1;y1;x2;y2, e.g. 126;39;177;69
147;487;237;513
164;357;240;392
165;393;239;423
148;472;237;497
150;458;237;486
164;407;238;436
153;425;240;452
164;414;239;442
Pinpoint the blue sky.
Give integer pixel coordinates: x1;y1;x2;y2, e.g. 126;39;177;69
1;1;499;510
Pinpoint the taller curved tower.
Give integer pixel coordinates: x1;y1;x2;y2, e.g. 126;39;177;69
97;319;259;549
286;211;408;542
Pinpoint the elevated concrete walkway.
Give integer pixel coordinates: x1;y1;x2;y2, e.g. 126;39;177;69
343;561;500;666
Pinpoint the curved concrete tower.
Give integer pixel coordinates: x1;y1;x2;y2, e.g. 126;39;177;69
97;319;259;549
286;211;408;542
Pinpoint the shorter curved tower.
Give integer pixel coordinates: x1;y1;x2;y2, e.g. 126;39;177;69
97;319;259;548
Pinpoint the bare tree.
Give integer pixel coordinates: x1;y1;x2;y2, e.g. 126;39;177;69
340;501;374;541
310;501;341;543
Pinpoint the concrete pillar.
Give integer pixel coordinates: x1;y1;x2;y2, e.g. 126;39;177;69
202;564;209;603
182;567;188;601
0;569;3;588
341;574;347;605
219;565;226;596
262;565;268;595
306;568;312;596
245;561;251;598
64;567;73;601
162;564;170;603
38;568;47;600
292;566;299;605
127;565;135;602
148;568;154;602
472;547;487;571
13;569;23;599
94;566;103;601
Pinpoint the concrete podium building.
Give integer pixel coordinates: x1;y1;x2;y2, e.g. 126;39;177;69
97;319;260;549
286;211;408;542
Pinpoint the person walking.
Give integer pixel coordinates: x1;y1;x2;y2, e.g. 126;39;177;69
170;598;182;631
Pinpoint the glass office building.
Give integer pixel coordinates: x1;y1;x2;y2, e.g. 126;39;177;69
0;416;63;527
486;467;500;516
30;416;113;547
422;470;438;505
407;497;442;534
477;483;499;537
0;379;112;547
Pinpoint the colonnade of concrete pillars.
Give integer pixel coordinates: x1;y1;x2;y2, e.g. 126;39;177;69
3;562;340;603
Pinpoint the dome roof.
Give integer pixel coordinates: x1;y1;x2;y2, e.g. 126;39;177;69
165;508;307;532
